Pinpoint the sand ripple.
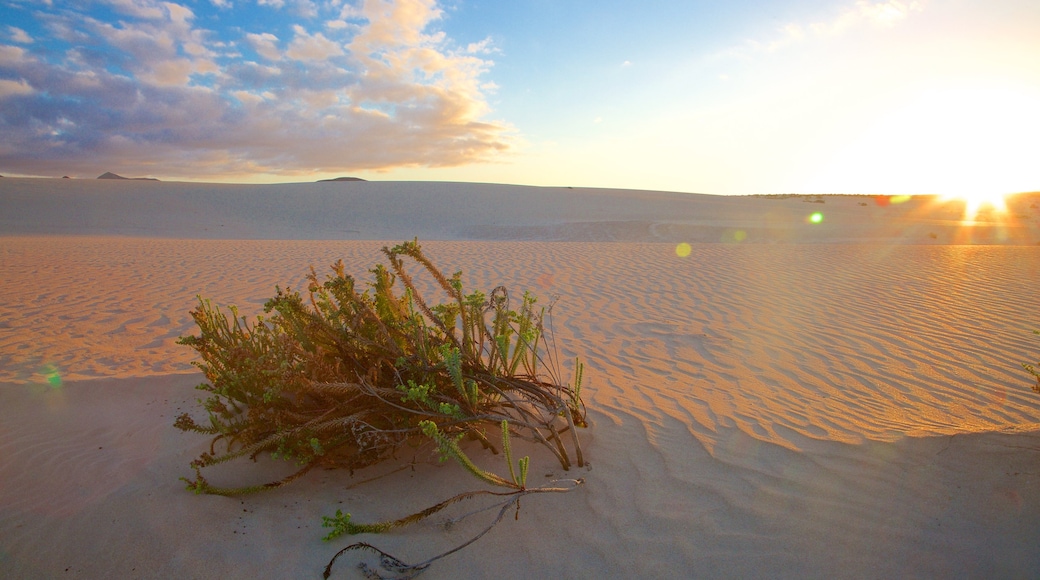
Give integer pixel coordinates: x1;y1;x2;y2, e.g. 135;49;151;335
3;238;1038;449
3;237;1040;578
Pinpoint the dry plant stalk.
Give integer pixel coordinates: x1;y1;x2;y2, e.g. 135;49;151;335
1026;329;1040;394
175;239;586;496
319;419;585;579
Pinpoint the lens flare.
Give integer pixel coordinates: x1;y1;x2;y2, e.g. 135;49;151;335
941;190;1009;221
41;364;62;388
809;212;824;224
675;242;692;257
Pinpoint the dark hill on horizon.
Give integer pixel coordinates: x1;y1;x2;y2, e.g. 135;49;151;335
98;172;160;181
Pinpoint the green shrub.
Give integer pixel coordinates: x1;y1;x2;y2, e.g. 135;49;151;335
175;239;586;496
1026;330;1040;394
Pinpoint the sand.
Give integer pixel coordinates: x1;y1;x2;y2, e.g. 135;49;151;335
2;178;1040;578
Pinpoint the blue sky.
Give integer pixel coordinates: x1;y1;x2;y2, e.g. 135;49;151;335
1;0;1038;195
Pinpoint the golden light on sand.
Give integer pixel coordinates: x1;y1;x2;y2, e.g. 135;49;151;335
940;190;1009;222
5;179;1040;578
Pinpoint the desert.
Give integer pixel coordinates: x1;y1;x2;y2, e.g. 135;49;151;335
2;177;1040;578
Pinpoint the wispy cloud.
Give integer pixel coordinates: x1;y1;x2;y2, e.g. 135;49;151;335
855;0;925;27
6;26;32;44
718;0;926;57
0;0;511;179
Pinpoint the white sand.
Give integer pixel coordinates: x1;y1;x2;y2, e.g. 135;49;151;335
2;178;1040;578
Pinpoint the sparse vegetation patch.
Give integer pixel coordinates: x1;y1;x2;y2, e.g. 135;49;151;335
175;239;589;577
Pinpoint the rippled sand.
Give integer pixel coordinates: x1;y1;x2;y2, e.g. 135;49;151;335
3;179;1040;578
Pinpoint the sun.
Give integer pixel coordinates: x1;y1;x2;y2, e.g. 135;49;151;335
939;190;1008;221
806;86;1040;203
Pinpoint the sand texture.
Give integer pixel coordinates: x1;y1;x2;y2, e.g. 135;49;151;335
2;178;1040;578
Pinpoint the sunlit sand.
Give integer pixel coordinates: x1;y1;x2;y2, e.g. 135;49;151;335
2;178;1040;578
939;190;1011;222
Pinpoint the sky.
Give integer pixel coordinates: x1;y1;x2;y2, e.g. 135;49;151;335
1;0;1038;195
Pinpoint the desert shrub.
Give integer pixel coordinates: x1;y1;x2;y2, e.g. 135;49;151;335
175;239;586;496
1026;330;1040;394
320;418;584;579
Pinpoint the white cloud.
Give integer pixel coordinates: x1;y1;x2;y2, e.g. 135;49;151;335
148;58;194;85
0;78;34;98
256;0;317;17
247;32;282;61
815;0;925;35
734;0;927;56
163;2;195;26
0;44;30;65
294;0;319;18
7;26;32;44
0;0;511;179
286;25;344;61
104;0;168;20
856;1;924;27
465;37;497;55
75;3;221;88
349;0;443;51
346;0;496;114
233;90;264;104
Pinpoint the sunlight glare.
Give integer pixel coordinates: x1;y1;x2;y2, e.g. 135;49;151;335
807;87;1040;197
940;189;1008;221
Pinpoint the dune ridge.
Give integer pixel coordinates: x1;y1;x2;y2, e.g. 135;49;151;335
2;177;1038;244
2;180;1040;578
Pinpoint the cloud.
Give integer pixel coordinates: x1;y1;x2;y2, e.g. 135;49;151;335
722;0;926;57
247;32;282;61
7;26;33;44
802;0;924;38
0;44;29;65
0;0;511;179
286;25;344;61
464;37;497;55
257;0;319;18
0;78;34;98
104;0;168;20
855;0;924;27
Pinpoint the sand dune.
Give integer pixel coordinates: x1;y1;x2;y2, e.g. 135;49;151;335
2;177;1038;243
2;178;1040;578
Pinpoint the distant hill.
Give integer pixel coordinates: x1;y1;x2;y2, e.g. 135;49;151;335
97;172;160;181
317;176;366;182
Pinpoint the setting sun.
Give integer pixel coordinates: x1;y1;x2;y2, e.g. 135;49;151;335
940;190;1009;221
807;87;1040;198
